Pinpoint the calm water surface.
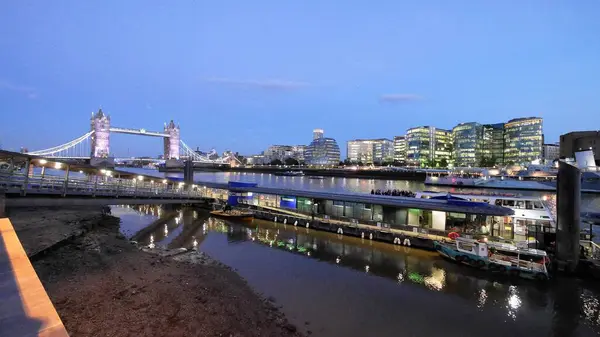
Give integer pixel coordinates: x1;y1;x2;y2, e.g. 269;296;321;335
114;205;600;337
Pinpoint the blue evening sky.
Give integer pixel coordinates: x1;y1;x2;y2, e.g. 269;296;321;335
1;1;599;157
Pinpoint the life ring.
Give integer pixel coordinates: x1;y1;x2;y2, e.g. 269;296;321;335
448;232;460;240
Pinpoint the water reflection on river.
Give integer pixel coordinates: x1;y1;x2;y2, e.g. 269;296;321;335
114;205;600;337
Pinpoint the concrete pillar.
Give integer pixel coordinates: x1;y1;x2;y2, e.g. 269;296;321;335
62;164;70;196
22;159;31;196
183;160;194;187
556;161;581;272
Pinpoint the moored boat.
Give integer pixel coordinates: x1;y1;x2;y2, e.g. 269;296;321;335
210;209;254;221
274;171;305;177
433;238;550;281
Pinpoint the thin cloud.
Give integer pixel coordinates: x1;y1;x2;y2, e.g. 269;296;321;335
205;77;310;90
380;94;422;103
0;79;38;99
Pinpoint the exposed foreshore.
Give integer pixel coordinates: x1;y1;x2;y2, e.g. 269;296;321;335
160;165;426;181
8;207;304;337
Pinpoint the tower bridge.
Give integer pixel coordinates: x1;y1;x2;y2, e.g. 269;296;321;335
26;109;239;167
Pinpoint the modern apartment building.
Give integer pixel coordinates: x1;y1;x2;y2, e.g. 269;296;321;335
393;136;406;163
503;117;543;165
347;138;393;164
305;129;340;166
542;143;560;164
263;144;307;163
292;145;307;162
406;126;452;167
264;145;294;162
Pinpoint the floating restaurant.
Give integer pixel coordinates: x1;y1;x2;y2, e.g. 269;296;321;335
200;181;516;250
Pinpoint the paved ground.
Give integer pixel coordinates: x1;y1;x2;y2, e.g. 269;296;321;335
0;218;69;337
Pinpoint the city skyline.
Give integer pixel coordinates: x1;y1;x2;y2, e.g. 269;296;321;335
1;2;600;158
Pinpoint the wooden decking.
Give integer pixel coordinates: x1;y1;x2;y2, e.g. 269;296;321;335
0;218;69;337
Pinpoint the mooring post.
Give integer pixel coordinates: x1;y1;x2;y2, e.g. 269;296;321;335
0;190;5;218
556;161;581;273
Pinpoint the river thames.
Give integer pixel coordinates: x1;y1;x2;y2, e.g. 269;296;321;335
114;205;600;337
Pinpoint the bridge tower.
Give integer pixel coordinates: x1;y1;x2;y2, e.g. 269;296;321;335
90;109;110;158
164;120;180;160
90;109;114;167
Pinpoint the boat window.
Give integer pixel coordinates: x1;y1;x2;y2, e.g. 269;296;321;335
494;249;518;258
502;199;515;207
333;200;344;206
495;199;502;206
525;201;533;210
516;200;525;209
533;201;544;209
519;253;543;262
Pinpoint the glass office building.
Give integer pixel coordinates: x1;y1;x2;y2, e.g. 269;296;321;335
406;126;452;167
347;138;393;164
503;117;543;165
452;122;483;167
393;136;406;163
482;123;505;166
305;129;340;166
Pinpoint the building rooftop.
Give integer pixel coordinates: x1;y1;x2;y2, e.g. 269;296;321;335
217;183;515;216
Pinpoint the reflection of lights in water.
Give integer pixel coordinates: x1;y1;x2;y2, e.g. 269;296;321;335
365;265;370;273
164;224;168;235
477;289;488;309
150;235;154;243
397;273;404;283
336;257;341;264
506;286;521;320
423;268;445;291
307;252;311;256
269;240;274;247
175;217;180;225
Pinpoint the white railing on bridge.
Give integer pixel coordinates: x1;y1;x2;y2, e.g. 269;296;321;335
0;170;228;200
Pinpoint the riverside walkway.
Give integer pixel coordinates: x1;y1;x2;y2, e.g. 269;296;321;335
0;218;69;337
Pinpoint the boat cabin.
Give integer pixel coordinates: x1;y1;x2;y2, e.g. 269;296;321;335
415;191;555;242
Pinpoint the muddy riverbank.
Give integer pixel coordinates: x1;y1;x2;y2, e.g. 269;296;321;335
9;207;304;337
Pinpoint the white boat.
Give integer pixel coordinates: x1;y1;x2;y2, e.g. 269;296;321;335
433;237;550;281
415;191;555;242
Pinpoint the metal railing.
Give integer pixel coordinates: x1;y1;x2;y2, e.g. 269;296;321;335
0;170;217;200
580;240;600;260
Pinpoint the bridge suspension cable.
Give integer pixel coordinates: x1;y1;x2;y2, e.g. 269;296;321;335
27;131;94;158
